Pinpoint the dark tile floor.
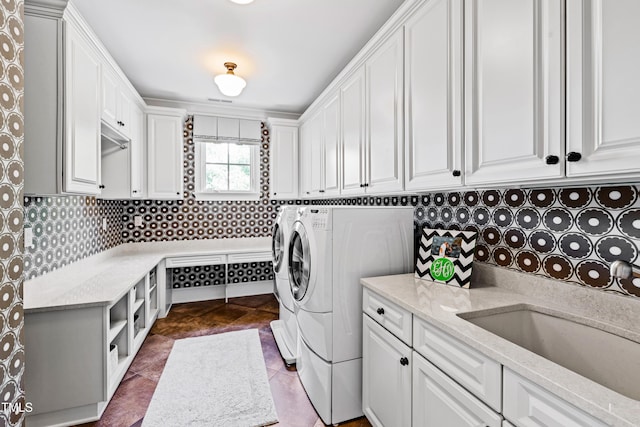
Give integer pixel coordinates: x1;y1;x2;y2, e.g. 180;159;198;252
77;294;372;427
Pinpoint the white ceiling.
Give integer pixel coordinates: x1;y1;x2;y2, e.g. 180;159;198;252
72;0;406;115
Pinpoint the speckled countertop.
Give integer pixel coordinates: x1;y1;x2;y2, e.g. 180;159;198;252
24;238;271;313
361;264;640;427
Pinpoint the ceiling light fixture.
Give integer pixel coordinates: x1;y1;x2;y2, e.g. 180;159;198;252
229;0;254;4
214;62;247;97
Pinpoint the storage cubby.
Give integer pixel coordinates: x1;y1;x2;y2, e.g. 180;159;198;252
107;294;130;391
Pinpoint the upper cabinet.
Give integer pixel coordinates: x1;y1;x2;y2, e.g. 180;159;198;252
24;3;102;195
322;92;341;197
566;0;640;180
463;0;564;186
101;67;133;138
404;0;463;191
146;107;186;200
341;68;366;196
268;118;299;200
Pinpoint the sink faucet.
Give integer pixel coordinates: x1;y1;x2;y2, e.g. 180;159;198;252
609;260;640;280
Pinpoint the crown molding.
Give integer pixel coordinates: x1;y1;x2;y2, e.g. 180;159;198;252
144;97;301;121
24;0;68;18
266;117;299;127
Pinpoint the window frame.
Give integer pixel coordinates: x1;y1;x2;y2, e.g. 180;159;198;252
194;140;261;201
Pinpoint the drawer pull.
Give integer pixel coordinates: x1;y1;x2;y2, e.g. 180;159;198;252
376;307;385;315
400;357;409;366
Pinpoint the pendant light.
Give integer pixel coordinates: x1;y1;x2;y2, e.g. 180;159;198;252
229;0;254;3
214;62;247;97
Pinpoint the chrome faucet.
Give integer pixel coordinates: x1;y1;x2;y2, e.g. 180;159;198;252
609;260;640;280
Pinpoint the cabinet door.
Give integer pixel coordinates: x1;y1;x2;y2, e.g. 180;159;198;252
566;0;640;179
101;67;119;130
405;0;463;191
309;112;324;197
130;104;144;198
64;23;101;195
240;119;262;141
341;68;366;195
413;352;502;427
117;91;132;138
299;120;312;198
366;30;404;194
147;114;183;199
362;315;411;427
217;117;239;139
269;124;299;199
323;92;341;197
464;0;564;185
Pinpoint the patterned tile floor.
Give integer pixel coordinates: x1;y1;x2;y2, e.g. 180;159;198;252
77;294;371;427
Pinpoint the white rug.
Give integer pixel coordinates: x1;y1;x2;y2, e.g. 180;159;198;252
142;329;278;427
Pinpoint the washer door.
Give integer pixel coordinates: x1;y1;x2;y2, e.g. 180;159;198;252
272;222;284;274
288;221;311;302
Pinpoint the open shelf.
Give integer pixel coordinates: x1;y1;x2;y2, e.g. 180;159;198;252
133;298;144;313
108;319;127;343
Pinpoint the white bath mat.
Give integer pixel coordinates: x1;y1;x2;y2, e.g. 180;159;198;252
142;329;278;427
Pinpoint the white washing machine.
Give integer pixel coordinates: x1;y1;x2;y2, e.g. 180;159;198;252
269;206;298;365
288;206;414;425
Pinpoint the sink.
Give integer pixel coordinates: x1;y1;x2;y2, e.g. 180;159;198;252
457;304;640;401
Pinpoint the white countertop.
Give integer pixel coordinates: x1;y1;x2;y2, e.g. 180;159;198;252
24;238;271;313
361;265;640;427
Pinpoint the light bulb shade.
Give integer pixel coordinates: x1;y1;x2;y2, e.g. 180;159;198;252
214;73;246;97
229;0;254;4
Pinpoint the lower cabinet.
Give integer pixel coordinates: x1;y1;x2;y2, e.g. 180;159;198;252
412;351;501;427
362;314;412;427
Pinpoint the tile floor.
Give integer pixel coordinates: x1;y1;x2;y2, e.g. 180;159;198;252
77;294;372;427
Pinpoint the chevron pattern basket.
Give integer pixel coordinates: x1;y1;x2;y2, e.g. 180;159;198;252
416;228;478;288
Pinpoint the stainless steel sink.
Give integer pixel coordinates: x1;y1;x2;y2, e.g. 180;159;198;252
457;304;640;401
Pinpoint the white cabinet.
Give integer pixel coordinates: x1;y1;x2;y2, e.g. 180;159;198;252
503;369;608;427
463;0;564;186
323;92;341;197
566;0;640;180
299;110;324;198
404;0;464;191
268;118;299;200
101;67;132;138
63;20;102;195
341;30;404;196
413;352;502;427
299;119;312;198
363;314;412;427
24;6;102;195
99;102;144;199
147;107;186;199
216;117;262;142
341;68;367;195
365;29;404;194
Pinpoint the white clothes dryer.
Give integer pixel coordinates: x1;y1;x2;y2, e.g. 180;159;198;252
288;206;414;425
269;206;299;365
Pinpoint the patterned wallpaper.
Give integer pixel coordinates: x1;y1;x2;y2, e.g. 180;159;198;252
170;262;274;289
0;0;25;425
23;196;122;279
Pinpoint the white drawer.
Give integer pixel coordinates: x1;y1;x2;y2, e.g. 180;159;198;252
165;254;227;268
503;369;608;427
363;287;412;346
227;251;272;263
413;316;502;412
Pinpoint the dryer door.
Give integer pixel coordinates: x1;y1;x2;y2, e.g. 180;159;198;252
288;221;311;302
272;222;284;274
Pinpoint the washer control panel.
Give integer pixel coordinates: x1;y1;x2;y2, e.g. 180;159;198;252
301;207;331;230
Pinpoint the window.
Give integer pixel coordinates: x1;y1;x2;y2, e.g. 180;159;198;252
195;141;260;200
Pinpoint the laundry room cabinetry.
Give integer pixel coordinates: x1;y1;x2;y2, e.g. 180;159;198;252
101;66;133;139
404;0;464;191
463;0;564;186
341;30;404;196
299;110;324;198
24;3;102;195
146;106;186;199
565;0;640;181
268;118;299;200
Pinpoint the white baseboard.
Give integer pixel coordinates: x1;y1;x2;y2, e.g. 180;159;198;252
171;280;275;304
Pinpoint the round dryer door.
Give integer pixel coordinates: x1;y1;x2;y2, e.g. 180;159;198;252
272;222;284;273
288;222;310;301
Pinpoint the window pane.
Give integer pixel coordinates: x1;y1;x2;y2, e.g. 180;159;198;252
229;144;251;164
206;164;228;191
229;165;251;191
205;143;228;164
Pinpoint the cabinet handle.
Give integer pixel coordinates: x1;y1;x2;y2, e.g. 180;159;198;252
319;190;325;193
121;122;125;127
176;192;180;195
306;191;310;195
273;192;277;196
99;185;105;189
400;357;409;366
545;155;559;165
452;170;461;177
376;307;384;315
360;184;364;188
132;190;137;193
364;183;369;187
566;152;582;162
